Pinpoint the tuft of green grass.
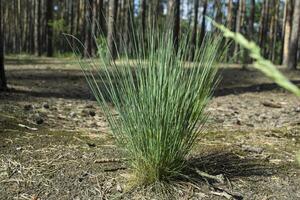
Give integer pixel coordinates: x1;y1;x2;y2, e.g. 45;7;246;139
67;28;224;186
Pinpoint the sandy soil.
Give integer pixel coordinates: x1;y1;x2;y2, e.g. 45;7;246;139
0;58;300;199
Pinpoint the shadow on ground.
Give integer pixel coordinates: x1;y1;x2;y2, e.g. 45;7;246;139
3;65;300;101
184;150;277;183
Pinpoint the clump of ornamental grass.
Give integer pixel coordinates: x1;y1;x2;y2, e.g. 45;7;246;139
67;28;224;187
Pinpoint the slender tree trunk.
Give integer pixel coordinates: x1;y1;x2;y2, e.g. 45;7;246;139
148;0;161;28
34;0;41;56
225;0;233;61
46;0;53;57
0;0;7;90
234;0;245;62
140;0;147;37
269;0;279;62
287;0;300;69
215;0;222;24
123;0;133;55
98;0;106;35
168;0;180;52
241;0;255;64
199;0;207;46
107;0;118;60
282;0;293;66
249;0;255;40
190;0;199;60
84;0;93;57
259;0;269;53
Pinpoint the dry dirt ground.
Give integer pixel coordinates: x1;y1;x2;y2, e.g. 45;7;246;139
0;57;300;199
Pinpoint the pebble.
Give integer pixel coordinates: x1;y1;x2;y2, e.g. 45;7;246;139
242;145;263;154
89;110;96;117
34;114;44;125
116;184;123;192
69;112;77;118
43;102;50;109
24;104;33;111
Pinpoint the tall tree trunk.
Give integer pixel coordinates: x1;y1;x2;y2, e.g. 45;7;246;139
199;0;207;46
287;0;300;69
190;0;199;60
226;0;233;61
168;0;180;52
123;0;133;55
234;0;245;62
46;0;53;57
282;0;293;66
269;0;279;62
0;0;7;90
140;0;147;37
98;0;106;35
249;0;255;40
34;0;41;56
148;0;161;28
107;0;118;60
84;0;93;57
242;0;255;64
215;0;222;24
259;0;270;56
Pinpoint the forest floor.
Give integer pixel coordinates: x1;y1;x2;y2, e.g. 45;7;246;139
0;57;300;200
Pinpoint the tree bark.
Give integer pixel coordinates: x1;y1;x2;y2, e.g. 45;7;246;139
190;0;199;60
287;0;300;69
107;0;118;60
140;0;147;37
168;0;180;52
34;0;41;56
199;0;207;46
282;0;294;66
234;0;245;62
0;0;7;90
269;0;279;62
98;0;106;35
215;0;222;24
46;0;53;57
84;0;93;57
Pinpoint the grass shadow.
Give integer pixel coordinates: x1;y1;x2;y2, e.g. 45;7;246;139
183;150;277;184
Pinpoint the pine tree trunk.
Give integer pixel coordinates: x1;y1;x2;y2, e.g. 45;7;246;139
168;0;180;52
190;0;199;60
34;0;41;56
282;0;293;66
0;0;7;90
215;0;222;24
140;0;147;37
98;0;106;35
269;0;279;62
46;0;53;57
123;0;133;55
234;0;245;62
287;0;300;69
84;0;93;57
107;0;118;60
199;0;207;46
225;0;233;61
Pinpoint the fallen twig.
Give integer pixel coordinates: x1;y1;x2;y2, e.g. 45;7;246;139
210;191;233;199
18;124;38;131
262;101;282;108
195;169;225;184
94;158;127;163
104;167;127;172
